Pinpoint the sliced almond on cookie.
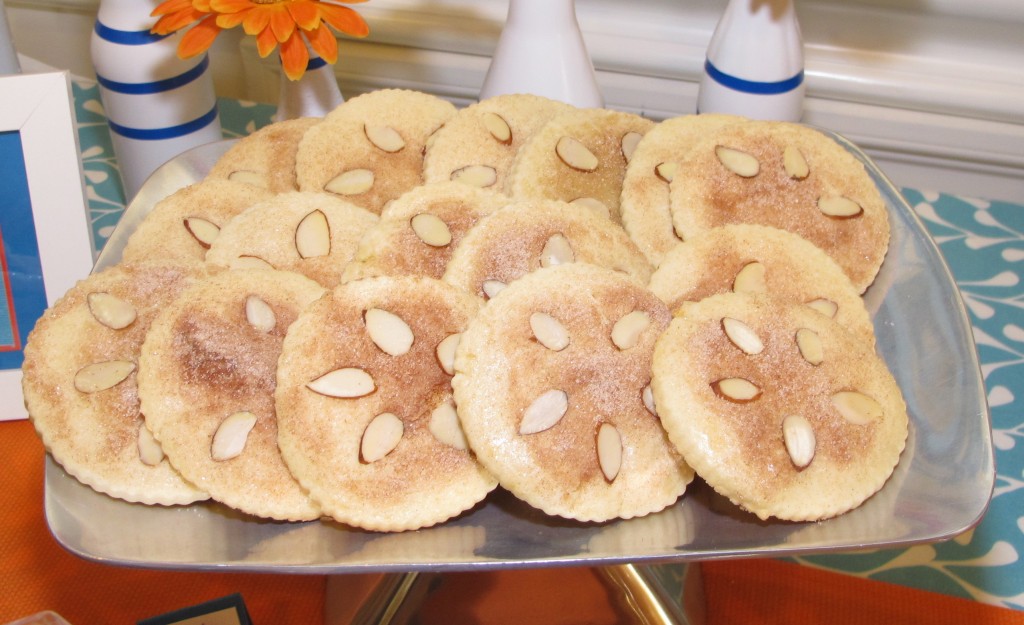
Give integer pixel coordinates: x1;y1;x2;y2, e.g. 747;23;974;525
540;233;574;267
795;328;824;365
711;377;762;403
611;310;651;350
530;312;570;351
436;333;462;375
364;124;405;153
361;412;404;462
325;169;374;196
733;261;767;294
295;209;331;258
782;414;815;468
183;216;219;249
137;423;165;466
806;298;839;319
783;145;810;179
520;389;568;435
245;294;276;333
410;213;452;247
74;360;135;393
428;399;468;450
596;422;623;482
715;146;760;178
831;390;883;425
556;136;599;172
364;308;414;356
307;367;376;398
227;170;267;188
818;196;864;218
450;164;498;188
722;317;764;355
621;131;643;163
482;112;512;144
87;292;137;330
211;411;258;461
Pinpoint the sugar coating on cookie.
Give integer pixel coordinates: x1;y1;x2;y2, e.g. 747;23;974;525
22;261;211;505
452;263;693;522
647;223;875;347
205;190;378;287
442;198;653;299
668;120;889;293
507;108;656;223
295;89;457;214
206;117;320;193
137;269;327;521
275;276;496;532
619;113;744;267
651;292;908;521
343;181;512;282
423;93;574;194
121;179;274;265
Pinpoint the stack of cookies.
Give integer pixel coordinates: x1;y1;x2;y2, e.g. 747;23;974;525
22;89;907;532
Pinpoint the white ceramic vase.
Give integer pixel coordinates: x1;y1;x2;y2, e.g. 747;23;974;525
480;0;603;108
90;0;222;200
697;0;805;121
274;52;345;122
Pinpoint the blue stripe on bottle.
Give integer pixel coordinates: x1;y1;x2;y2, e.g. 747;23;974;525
96;56;210;95
704;59;804;95
94;20;169;45
107;105;219;141
307;56;328;71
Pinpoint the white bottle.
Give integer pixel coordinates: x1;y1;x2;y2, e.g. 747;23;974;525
90;0;222;200
697;0;805;122
480;0;603;108
274;51;345;122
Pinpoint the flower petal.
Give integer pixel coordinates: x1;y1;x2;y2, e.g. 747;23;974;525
216;10;249;29
151;7;205;35
255;27;278;58
287;1;321;31
151;0;194;18
269;5;297;43
280;32;310;81
242;6;271;36
210;0;252;13
318;4;369;38
306;24;338;64
177;15;221;58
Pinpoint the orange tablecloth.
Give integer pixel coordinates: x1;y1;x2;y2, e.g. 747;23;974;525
3;419;1022;624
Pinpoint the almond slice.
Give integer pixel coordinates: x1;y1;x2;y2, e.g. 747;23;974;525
540;233;574;267
782;414;815;468
428;399;468;450
520;389;568;435
361;412;404;462
295;209;331;258
530;312;570;351
410;213;453;247
715;145;760;177
74;360;135;393
364;308;414;356
450;164;498;188
137;423;165;466
245;294;276;333
325;169;374;196
211;411;258;461
596;422;623;482
621;131;643;163
818;196;864;218
482;111;512;144
482;279;507;299
436;333;461;375
722;317;764;355
733;261;767;294
307;367;375;398
795;328;823;365
569;197;611;219
555;136;599;172
611;310;651;350
783;145;809;179
654;162;677;183
183;216;219;249
87;292;137;330
711;377;761;403
831;390;883;425
231;255;275;270
642;384;657;416
364;124;405;153
806;298;839;319
227;170;267;188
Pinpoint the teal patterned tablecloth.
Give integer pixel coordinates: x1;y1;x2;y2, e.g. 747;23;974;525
70;78;1024;611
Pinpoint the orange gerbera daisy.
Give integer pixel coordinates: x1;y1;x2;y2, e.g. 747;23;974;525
151;0;370;81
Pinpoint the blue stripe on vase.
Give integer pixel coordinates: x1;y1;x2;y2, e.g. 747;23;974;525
96;56;210;95
307;56;328;71
94;20;169;45
107;105;219;141
704;59;804;95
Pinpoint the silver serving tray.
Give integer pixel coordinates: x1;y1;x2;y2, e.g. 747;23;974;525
45;133;994;573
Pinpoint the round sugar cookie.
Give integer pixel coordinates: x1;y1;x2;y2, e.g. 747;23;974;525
22;261;211;505
205;191;378;287
121;179;274;264
342;181;511;282
647;223;875;346
422;93;574;194
452;263;694;522
295;89;457;214
275;276;496;532
507;108;656;223
137;269;327;521
668;120;890;293
442;199;653;299
206;117;320;193
619;113;744;266
650;292;908;521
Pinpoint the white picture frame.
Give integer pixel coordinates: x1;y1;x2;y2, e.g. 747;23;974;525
0;71;93;420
